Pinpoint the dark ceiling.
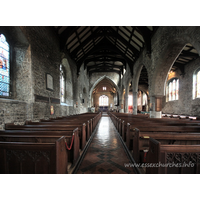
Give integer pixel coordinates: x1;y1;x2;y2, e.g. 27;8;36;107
172;43;199;75
54;27;199;85
54;26;158;77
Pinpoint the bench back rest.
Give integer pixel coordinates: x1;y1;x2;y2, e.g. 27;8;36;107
0;136;67;174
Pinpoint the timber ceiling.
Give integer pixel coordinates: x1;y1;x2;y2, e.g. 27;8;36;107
54;26;158;76
54;27;199;83
172;43;199;76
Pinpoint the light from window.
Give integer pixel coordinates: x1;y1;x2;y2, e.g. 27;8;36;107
0;34;10;97
60;65;65;102
176;79;179;100
128;95;133;106
99;95;108;106
103;87;106;90
197;71;200;98
193;69;200;99
143;92;147;106
168;78;179;101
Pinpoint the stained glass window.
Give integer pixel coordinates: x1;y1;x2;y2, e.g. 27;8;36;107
60;65;65;103
0;34;10;97
99;95;108;106
168;78;179;101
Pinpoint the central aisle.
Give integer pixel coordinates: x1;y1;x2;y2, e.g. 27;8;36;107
76;115;136;174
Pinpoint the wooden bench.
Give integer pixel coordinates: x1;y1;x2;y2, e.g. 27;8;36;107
126;125;200;151
132;129;200;163
5;123;86;151
108;112;200;140
37;112;102;138
0;136;68;174
146;138;200;174
25;120;92;141
0;128;79;165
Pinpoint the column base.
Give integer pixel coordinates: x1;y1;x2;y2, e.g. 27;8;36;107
133;110;137;115
150;111;162;118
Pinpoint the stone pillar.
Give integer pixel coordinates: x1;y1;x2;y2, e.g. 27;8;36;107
149;95;163;118
133;91;138;115
147;98;150;112
119;98;124;113
124;96;128;113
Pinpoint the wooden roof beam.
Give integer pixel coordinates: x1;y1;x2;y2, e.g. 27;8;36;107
59;26;79;50
135;26;152;56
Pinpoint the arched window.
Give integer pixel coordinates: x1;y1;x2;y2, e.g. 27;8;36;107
167;78;179;101
0;34;10;97
193;69;200;99
60;65;65;103
128;95;133;106
142;92;147;106
99;95;109;106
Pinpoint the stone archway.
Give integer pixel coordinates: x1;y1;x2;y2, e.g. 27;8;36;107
89;75;121;108
149;32;200;117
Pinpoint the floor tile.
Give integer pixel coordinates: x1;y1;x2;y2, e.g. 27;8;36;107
76;114;136;174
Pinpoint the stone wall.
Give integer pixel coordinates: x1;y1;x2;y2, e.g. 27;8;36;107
0;99;27;129
2;26;200;127
0;26;90;129
162;57;200;115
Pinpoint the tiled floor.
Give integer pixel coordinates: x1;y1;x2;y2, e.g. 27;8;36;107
76;115;136;174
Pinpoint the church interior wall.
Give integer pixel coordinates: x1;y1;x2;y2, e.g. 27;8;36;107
162;57;200;115
1;26;200;129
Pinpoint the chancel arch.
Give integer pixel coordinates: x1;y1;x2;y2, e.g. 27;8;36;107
90;76;120;112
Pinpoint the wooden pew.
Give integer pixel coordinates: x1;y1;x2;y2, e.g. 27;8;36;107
0;128;80;165
126;125;200;152
123;118;200;140
146;138;200;174
132;129;200;163
0;136;68;174
108;112;200;140
5;123;86;151
37;112;102;139
0;112;102;172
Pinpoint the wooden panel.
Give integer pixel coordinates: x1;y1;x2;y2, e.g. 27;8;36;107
35;94;49;103
50;97;60;104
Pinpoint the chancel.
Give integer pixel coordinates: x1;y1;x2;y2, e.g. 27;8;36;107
1;26;200;174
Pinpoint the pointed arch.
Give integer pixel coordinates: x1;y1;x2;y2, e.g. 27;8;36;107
89;75;121;107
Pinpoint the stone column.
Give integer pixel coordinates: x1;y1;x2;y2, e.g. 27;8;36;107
124;96;129;113
149;95;163;118
147;98;150;112
133;91;138;115
119;98;124;113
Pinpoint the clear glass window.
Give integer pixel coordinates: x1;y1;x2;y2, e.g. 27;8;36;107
167;78;179;101
99;95;108;106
